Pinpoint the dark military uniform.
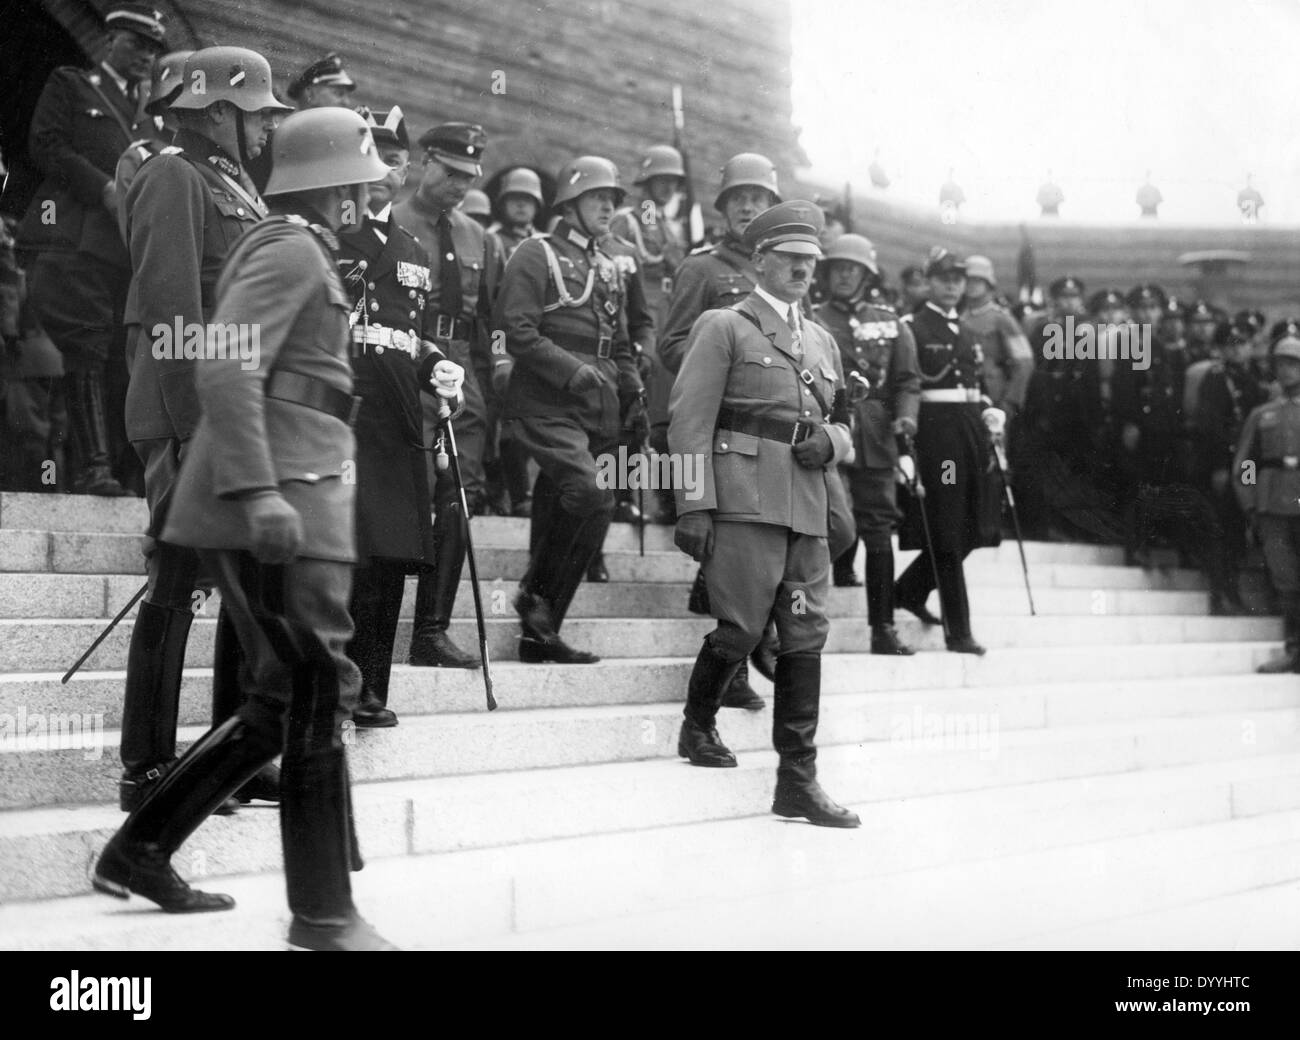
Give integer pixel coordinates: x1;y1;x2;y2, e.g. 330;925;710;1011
337;204;462;718
894;301;1000;647
116;128;268;804
494;217;641;656
488;222;534;262
814;295;920;639
1234;384;1300;666
659;234;757;377
17;61;148;493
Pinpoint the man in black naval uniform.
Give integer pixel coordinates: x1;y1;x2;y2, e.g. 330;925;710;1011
658;152;783;705
94;107;397;951
893;249;999;654
116;46;289;810
339;107;469;728
17;3;165;495
393;122;502;669
813;233;921;654
494;156;644;663
669;200;858;827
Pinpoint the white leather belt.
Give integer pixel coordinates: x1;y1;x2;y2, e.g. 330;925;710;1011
352;325;418;358
921;388;982;403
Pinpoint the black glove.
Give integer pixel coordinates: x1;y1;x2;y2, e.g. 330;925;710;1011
792;427;834;469
567;363;606;395
674;511;714;562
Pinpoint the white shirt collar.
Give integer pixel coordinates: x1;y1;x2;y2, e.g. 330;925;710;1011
926;300;959;320
754;285;796;324
370;202;393;224
100;61;130;97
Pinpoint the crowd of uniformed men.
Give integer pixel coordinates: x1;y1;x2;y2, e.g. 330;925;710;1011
2;5;1299;948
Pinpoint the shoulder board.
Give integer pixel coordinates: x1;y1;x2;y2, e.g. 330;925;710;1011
160;145;183;155
689;243;716;256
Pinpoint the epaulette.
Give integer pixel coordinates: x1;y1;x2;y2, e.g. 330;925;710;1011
689;243;716;256
160;145;183;155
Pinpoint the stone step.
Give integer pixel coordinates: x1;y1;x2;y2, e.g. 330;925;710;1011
0;610;1280;674
2;677;1296;813
1;748;1296;935
4;656;1293;731
0;568;1228;620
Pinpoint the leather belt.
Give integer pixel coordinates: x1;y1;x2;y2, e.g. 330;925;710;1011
266;370;362;426
716;407;815;446
920;388;982;403
352;324;418;357
429;313;472;342
549;329;614;359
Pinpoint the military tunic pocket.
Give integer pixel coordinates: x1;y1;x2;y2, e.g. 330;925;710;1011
713;429;761;514
739;348;791;400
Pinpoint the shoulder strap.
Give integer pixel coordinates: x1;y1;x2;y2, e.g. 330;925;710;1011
536;235;594;312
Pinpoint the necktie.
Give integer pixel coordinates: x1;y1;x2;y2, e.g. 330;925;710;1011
788;306;803;358
436;210;463;318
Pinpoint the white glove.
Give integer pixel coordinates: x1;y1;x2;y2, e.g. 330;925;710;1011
981;406;1007;439
896;454;916;485
430;359;465;400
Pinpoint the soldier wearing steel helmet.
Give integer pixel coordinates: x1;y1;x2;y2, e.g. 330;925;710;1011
112;48;193;237
460;187;492;228
115;45;290;814
94;106;399;950
493;155;644;664
488;166;545;262
669;200;859;827
813;233;921;654
1236;334;1300;672
612;144;688;323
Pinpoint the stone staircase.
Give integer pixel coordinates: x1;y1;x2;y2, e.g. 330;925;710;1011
0;490;1297;950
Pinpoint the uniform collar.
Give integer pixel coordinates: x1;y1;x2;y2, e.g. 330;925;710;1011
174;129;246;180
556;220;592;251
753;285;796;323
99;61;131;97
966;297;997;315
370;202;393;225
925;300;959;321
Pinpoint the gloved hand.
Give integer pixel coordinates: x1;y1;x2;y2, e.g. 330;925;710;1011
792;426;834;469
896;454;916;485
891;416;917;438
490;358;513;397
430;359;464;398
243;491;303;564
981;406;1007;439
566;363;607;395
674;510;714;562
633;343;653;382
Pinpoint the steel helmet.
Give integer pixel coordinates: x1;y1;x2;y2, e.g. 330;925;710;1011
964;254;996;286
714;152;781;212
263;108;390;196
461;188;491;218
144;49;193;115
1273;335;1300;363
824;233;879;275
634;144;685;184
553;156;625;207
498;166;544;206
169;46;291;114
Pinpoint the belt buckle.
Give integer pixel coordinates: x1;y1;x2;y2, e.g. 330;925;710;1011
597;334;612;360
790;420;807;446
435;314;455;340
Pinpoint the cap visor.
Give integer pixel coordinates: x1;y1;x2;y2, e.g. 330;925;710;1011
435;153;482;176
767;240;822;257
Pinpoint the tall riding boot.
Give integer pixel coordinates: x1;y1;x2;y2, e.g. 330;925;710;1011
867;549;914;655
516;502;609;664
677;636;744;766
528;470;558;556
894;551;942;625
409;506;479;668
770;652;859;827
64;370;130;496
92;714;281;912
1205;542;1248;615
118;601;192;810
687;565;765;709
212;604;281;802
833;536;861;586
750;621;780;682
348;563;402;727
1259;596;1300;673
937;552;985;654
502;437;533;517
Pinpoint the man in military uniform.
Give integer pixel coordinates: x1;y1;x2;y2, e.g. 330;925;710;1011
393;122;501;668
961;256;1034;423
339;107;469;727
112;48;193;236
669;200;858;827
94;107;397;950
460;188;492;229
493;156;644;663
1186;300;1225;364
893;249;998;654
657;152;782;704
814;233;921;654
116;46;290;811
16;3;165;495
1235;335;1300;671
485;166;546;516
899;265;930;314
